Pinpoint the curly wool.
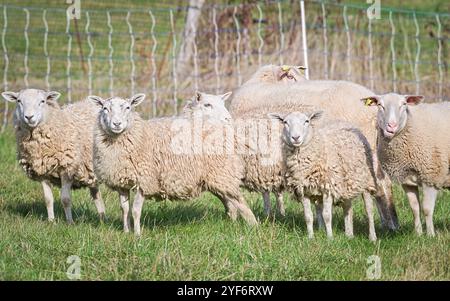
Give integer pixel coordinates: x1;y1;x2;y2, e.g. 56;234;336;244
378;102;450;188
15;100;99;188
285;121;377;201
233;103;315;194
229;80;378;148
93;113;244;200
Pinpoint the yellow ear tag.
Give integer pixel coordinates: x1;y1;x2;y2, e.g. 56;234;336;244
364;98;373;106
281;65;290;72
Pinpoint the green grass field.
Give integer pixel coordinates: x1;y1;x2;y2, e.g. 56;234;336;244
0;130;449;280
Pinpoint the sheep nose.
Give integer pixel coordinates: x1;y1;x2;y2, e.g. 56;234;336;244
292;135;300;142
113;121;122;127
386;122;398;131
25;114;34;121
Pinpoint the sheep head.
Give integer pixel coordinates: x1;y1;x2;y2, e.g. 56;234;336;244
268;111;323;147
361;93;423;140
183;91;232;123
2;88;61;129
89;93;145;135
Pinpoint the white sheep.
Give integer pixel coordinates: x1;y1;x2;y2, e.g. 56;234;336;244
2;89;106;223
362;93;450;236
242;64;307;86
269;111;378;241
89;93;258;235
182;91;232;122
229;79;399;231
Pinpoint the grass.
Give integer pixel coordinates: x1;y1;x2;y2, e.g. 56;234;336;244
0;130;449;280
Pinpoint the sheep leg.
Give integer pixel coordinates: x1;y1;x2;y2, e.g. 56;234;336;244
301;196;314;239
60;175;74;224
422;185;438;237
275;192;286;217
322;194;333;239
119;190;131;233
89;187;106;222
41;180;55;222
219;197;238;221
402;184;422;235
363;192;377;241
262;191;272;216
132;188;145;237
373;155;399;231
342;199;354;239
227;195;258;226
315;201;325;229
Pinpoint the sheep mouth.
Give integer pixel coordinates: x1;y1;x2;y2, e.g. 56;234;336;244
383;129;396;139
110;127;124;134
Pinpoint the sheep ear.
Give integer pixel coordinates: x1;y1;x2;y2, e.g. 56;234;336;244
2;91;19;103
405;95;423;105
267;113;285;122
87;95;105;108
309;111;324;123
361;96;380;106
220;91;232;102
46;91;61;102
130;93;145;107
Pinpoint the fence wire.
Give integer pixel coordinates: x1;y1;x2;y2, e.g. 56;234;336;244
0;0;449;132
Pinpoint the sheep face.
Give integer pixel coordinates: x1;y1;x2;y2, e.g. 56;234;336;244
276;65;307;83
2;89;61;129
268;111;323;147
89;93;145;135
361;93;423;139
184;91;232;122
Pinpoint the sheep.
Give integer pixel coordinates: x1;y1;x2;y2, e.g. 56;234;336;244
182;91;232;122
89;93;258;235
242;64;307;86
232;103;316;218
1;89;106;223
268;111;378;241
362;93;450;236
229;79;399;231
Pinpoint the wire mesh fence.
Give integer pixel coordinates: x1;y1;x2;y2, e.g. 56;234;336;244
0;0;449;131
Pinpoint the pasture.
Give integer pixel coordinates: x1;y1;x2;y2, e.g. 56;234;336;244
0;130;449;280
0;0;449;281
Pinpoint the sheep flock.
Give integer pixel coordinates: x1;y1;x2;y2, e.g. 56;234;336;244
2;64;449;240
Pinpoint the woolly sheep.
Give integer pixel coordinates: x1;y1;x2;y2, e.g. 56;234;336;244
2;89;106;223
229;80;399;231
182;91;233;122
269;111;378;241
89;93;258;235
242;64;308;86
232;103;316;217
362;93;450;236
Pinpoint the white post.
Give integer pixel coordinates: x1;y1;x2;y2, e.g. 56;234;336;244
300;0;309;79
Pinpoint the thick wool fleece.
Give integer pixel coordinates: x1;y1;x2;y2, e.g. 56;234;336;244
229;80;378;148
15;100;99;188
233;104;315;194
285;121;377;201
93;113;245;201
378;102;450;188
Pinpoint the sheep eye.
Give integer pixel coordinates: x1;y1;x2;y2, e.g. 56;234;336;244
305;120;310;124
126;106;131;110
204;103;212;108
17;99;22;104
103;107;109;112
40;100;45;104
